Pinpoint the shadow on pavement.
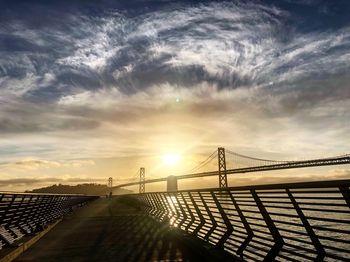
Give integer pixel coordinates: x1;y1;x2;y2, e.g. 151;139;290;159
14;198;218;262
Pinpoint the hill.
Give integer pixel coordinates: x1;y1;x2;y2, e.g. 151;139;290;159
28;183;132;196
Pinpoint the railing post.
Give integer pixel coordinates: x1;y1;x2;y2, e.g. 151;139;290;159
164;193;176;222
153;193;164;219
139;167;145;193
56;195;65;218
189;192;205;235
0;194;15;225
286;189;325;261
251;189;284;261
158;194;169;218
228;191;253;258
218;147;228;188
143;194;151;214
181;193;196;232
339;186;350;209
167;193;181;226
12;195;25;227
148;193;160;217
211;191;233;247
199;192;218;241
174;193;187;230
42;195;56;221
156;194;169;221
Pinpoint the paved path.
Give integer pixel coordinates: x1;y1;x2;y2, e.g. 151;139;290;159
15;197;234;262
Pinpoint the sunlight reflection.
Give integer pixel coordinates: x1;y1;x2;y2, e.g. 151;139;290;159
166;195;179;227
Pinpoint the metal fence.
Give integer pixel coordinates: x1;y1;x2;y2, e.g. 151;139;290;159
131;179;350;261
0;192;98;249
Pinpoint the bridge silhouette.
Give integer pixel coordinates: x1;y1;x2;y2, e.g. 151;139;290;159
0;147;349;261
113;147;350;192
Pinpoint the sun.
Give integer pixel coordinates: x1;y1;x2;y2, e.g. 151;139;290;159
162;153;181;166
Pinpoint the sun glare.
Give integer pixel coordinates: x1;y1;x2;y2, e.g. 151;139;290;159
162;153;181;166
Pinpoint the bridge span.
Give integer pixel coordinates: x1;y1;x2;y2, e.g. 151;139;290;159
113;152;350;189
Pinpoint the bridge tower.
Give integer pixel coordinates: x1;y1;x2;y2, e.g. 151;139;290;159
139;167;145;193
108;177;113;197
218;147;228;188
167;175;178;192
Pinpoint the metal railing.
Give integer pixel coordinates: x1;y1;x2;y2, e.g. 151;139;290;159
130;179;350;261
0;192;98;249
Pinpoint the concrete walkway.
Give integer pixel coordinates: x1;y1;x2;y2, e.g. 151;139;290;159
14;197;234;262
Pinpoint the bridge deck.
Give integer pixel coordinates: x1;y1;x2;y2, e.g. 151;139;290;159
14;197;234;262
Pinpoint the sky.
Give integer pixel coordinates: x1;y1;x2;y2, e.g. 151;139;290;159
0;0;350;192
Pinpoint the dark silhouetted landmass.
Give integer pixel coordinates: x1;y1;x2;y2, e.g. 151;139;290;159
27;183;132;196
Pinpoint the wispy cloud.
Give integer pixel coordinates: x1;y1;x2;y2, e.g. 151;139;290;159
1;1;349;98
0;0;349;189
0;158;95;172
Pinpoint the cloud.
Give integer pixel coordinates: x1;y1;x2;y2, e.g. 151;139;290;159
0;0;350;190
1;1;349;114
0;158;95;172
0;78;349;162
61;160;96;168
1;1;349;99
0;98;100;134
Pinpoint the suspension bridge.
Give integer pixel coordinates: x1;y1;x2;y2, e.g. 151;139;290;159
112;147;350;192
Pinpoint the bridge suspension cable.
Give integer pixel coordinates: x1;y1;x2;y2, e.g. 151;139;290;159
225;149;293;169
226;150;291;163
115;169;139;183
186;150;217;174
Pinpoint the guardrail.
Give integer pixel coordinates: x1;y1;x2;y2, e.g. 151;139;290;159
0;192;98;249
130;179;350;261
